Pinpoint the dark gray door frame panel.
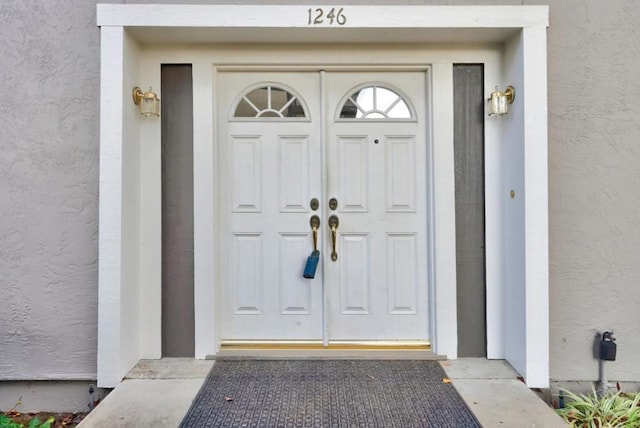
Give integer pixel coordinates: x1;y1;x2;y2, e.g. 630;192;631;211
453;64;486;358
161;64;195;357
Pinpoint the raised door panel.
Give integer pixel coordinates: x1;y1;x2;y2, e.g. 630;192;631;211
231;135;262;213
231;233;263;314
386;233;418;314
279;136;310;213
386;136;416;213
338;136;369;212
279;233;313;314
339;233;370;314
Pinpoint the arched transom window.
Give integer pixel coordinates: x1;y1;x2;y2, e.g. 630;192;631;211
233;84;308;120
338;84;414;120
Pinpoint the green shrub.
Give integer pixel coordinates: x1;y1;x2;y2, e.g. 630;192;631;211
556;388;640;427
0;415;54;428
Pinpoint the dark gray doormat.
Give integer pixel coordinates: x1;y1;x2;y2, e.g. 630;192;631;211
180;360;482;428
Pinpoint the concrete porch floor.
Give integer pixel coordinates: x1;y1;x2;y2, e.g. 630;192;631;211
78;358;567;427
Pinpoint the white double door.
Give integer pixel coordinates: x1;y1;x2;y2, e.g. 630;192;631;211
218;71;429;344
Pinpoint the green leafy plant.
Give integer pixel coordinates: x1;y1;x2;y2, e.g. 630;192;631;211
0;415;20;428
0;414;54;428
556;388;640;427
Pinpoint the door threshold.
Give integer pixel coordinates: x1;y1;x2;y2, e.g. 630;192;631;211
210;340;443;360
219;339;430;350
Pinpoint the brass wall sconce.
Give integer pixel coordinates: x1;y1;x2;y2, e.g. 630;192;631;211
487;85;515;116
132;86;160;117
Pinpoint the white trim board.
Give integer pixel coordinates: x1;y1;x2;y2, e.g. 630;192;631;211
97;5;548;29
96;5;548;44
96;4;549;389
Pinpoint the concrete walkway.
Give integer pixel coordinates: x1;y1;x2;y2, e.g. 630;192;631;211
78;358;567;427
441;359;567;427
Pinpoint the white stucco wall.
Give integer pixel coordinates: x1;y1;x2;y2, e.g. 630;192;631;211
1;0;639;384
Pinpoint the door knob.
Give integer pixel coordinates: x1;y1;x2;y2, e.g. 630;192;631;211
329;198;338;211
328;215;339;261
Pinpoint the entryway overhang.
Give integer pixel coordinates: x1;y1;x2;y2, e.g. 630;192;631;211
97;4;549;388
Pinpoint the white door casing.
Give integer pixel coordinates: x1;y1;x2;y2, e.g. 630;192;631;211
217;71;428;343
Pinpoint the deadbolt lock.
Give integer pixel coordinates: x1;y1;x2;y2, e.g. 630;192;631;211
310;198;319;211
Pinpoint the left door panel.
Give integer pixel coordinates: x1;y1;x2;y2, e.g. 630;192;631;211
217;72;323;341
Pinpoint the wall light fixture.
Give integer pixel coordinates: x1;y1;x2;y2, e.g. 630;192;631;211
132;86;160;117
487;85;515;116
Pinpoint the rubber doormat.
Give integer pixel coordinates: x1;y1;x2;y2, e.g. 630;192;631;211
180;360;481;427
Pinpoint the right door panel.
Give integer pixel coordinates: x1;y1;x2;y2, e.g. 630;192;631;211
324;72;430;341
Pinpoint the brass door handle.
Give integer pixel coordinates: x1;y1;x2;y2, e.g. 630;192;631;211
328;215;339;261
304;215;321;279
310;215;320;251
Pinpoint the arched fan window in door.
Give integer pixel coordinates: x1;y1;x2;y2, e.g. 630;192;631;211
232;83;308;120
338;83;415;120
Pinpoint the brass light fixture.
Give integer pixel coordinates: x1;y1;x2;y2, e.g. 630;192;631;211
487;85;515;116
132;86;160;117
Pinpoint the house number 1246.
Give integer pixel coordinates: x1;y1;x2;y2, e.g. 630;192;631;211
307;8;347;26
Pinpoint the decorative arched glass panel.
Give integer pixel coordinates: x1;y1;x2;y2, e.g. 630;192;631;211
338;84;414;120
233;84;308;120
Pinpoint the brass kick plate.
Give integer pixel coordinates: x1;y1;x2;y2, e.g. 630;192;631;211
219;340;431;351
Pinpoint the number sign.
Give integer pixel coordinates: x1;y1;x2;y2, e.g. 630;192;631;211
307;8;347;26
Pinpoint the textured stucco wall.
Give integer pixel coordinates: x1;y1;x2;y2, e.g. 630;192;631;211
0;1;103;380
1;0;639;383
544;0;640;382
